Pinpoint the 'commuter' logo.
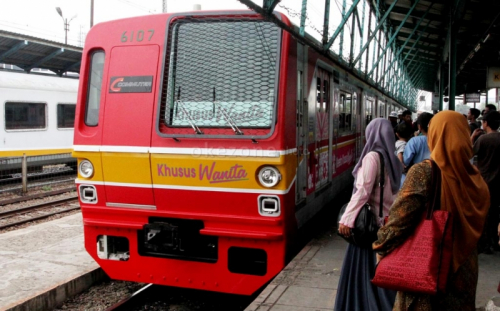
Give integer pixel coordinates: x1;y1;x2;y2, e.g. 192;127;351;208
109;76;153;93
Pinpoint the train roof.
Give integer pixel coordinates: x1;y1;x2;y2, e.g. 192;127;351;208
0;70;78;93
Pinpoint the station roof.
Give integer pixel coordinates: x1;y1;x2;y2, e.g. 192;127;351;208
0;30;82;76
240;0;500;99
383;0;500;95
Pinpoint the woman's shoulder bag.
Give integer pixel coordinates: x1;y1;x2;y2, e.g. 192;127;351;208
372;160;453;295
337;151;384;249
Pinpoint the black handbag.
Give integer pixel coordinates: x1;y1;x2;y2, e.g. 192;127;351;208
337;151;384;249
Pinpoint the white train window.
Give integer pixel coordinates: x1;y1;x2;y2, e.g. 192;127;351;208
57;104;76;128
85;51;105;126
5;102;46;130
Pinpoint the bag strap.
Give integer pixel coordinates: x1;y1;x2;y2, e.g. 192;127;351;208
375;151;385;218
426;160;442;219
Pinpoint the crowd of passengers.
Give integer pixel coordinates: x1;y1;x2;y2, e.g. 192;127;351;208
335;105;500;311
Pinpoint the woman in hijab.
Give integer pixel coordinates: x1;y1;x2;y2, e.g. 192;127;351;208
373;111;489;310
335;118;403;311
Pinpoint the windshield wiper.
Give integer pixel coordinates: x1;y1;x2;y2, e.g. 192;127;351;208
176;100;203;135
213;88;243;135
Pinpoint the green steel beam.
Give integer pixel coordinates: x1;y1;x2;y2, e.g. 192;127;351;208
397;32;440;46
263;0;281;13
25;48;64;72
0;40;28;62
349;9;357;65
411;68;425;87
377;15;433;86
322;0;331;45
389;7;442;25
353;9;363;38
299;0;308;36
364;10;372;74
367;0;421;77
63;60;81;72
375;26;386;82
407;48;434;77
323;0;362;52
351;0;400;68
359;0;366;68
339;0;346;57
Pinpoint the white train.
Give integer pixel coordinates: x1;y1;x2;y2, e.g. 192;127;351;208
0;70;78;173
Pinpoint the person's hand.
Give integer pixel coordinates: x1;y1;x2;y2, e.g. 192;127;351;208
338;223;352;237
472;128;484;139
376;253;383;264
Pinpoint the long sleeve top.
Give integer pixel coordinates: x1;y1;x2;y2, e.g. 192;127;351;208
339;151;397;228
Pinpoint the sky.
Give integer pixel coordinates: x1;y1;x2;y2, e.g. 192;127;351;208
0;0;250;46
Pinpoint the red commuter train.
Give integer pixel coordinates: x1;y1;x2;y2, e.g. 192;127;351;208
73;10;404;295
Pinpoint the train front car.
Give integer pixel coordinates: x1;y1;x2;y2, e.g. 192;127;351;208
73;11;297;295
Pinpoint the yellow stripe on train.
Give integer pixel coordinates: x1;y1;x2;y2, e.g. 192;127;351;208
74;151;298;191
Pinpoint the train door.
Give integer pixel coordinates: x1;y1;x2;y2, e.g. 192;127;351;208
100;45;159;206
315;68;331;189
296;44;307;203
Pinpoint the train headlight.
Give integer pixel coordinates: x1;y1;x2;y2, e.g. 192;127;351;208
258;166;281;188
79;160;94;178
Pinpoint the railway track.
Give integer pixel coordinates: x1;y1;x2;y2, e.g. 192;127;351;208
104;283;255;311
0;187;76;206
106;284;154;311
0;196;79;230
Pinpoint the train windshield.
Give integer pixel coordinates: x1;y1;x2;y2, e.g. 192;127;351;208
160;19;281;137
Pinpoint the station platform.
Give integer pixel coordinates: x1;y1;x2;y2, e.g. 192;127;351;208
0;213;104;311
1;212;498;311
245;225;500;311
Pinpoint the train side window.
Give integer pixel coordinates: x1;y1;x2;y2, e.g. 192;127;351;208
339;93;352;133
5;102;46;130
85;51;105;126
366;100;373;126
57;104;76;129
379;102;385;118
316;78;329;112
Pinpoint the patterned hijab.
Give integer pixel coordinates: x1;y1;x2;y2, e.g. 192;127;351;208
427;111;489;272
353;118;403;194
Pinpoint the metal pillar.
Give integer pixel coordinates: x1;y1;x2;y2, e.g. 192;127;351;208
299;0;307;36
448;16;457;111
339;0;346;57
322;0;331;45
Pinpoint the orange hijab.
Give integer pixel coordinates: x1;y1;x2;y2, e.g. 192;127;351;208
427;111;489;272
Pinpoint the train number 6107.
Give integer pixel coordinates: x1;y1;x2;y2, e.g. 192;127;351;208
121;30;155;42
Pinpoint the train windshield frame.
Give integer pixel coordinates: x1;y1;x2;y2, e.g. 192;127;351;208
158;17;281;138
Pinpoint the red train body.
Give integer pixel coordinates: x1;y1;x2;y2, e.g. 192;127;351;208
73;10;403;295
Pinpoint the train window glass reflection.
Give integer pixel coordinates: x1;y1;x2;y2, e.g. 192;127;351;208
316;78;329;112
366;100;373;126
57;104;76;128
379;102;385;118
5;102;46;130
339;93;352;133
163;20;279;132
85;51;105;126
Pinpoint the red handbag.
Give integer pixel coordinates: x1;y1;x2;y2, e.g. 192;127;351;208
372;161;453;295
